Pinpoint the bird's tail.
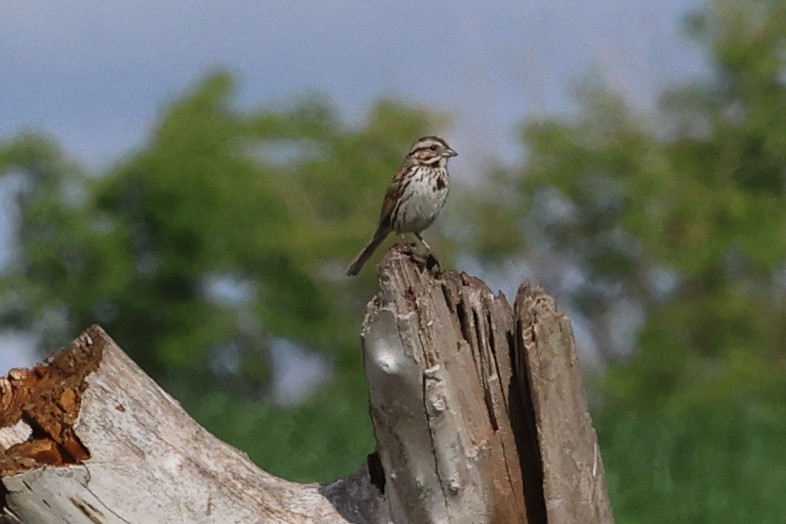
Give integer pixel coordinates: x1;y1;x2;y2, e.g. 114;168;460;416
346;228;389;276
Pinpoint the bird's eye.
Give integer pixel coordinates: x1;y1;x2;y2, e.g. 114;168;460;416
429;145;437;151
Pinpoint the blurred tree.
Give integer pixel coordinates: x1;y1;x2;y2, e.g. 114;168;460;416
474;0;786;412
0;73;447;480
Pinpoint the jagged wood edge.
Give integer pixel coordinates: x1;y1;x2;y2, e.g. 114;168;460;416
0;326;381;524
515;284;614;524
360;245;530;523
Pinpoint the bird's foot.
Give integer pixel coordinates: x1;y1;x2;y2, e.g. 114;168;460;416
394;235;442;273
396;236;417;249
407;247;441;274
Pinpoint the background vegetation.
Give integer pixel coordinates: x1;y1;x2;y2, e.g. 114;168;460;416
2;1;784;521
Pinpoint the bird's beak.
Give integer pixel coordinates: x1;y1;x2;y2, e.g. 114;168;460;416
444;147;458;158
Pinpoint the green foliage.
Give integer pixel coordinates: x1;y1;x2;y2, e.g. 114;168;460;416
1;72;438;375
0;73;444;479
476;0;786;412
3;1;785;517
597;402;786;523
182;364;374;482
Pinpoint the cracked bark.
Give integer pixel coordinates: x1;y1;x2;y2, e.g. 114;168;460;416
0;245;612;523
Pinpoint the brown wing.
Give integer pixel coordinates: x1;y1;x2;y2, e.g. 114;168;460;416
378;163;411;230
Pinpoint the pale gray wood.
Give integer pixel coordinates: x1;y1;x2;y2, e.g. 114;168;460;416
362;248;529;523
515;284;615;524
0;246;613;524
0;327;377;524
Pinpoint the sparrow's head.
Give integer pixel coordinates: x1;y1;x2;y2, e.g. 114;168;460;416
406;136;458;167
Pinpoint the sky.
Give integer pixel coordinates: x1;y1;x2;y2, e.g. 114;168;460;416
1;1;705;168
0;1;706;370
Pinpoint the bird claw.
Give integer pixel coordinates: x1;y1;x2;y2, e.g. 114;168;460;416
394;235;441;273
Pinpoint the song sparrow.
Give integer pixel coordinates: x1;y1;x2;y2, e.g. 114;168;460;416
346;136;457;276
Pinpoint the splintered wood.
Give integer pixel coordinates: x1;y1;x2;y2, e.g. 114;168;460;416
0;332;98;477
361;245;612;523
0;246;612;523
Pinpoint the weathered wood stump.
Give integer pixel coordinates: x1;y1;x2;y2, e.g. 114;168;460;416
0;245;613;523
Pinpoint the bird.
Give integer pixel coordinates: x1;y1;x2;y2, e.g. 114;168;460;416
346;136;457;276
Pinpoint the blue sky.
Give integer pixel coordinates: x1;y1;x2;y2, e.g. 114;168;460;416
1;1;704;168
0;1;706;369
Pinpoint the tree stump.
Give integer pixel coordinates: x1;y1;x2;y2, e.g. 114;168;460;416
0;245;613;523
